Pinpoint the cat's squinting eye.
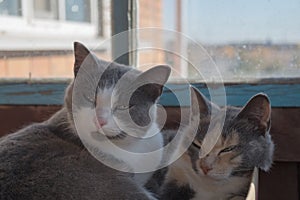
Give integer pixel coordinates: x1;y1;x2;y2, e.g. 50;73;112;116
218;145;237;155
192;141;201;149
117;105;129;110
116;105;135;110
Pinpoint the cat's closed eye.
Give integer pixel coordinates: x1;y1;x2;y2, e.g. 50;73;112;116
218;145;237;155
115;104;135;111
192;141;201;150
118;105;130;110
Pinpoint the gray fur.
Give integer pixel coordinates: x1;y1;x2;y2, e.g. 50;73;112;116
0;109;152;200
160;181;195;200
0;42;171;200
186;89;274;175
66;43;170;140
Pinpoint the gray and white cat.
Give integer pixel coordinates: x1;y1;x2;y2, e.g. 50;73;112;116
160;87;274;200
0;42;170;200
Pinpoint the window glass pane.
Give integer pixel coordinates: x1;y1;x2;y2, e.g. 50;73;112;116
137;0;300;81
137;0;189;79
65;0;91;23
0;0;22;16
33;0;58;20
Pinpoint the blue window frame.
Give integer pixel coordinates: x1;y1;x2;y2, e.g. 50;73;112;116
0;79;299;107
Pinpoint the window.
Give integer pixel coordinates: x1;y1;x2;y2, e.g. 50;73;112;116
65;0;91;22
33;0;93;22
136;0;300;82
33;0;58;20
0;0;103;51
0;0;22;16
0;0;94;23
0;0;111;78
0;0;299;106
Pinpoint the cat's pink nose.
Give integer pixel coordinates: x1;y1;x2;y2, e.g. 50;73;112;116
98;118;107;127
200;164;212;175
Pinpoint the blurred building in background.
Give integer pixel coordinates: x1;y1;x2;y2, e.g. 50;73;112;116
0;0;299;80
0;0;165;78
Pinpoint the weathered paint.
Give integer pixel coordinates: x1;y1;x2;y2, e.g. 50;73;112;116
161;83;300;107
0;83;66;105
0;82;299;107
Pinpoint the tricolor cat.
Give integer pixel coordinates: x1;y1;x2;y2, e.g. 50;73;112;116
160;87;274;200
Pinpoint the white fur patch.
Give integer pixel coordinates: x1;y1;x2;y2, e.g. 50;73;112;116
74;106;163;184
167;156;250;200
94;87;121;137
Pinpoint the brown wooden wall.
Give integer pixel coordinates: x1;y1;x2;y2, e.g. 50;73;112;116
0;106;299;200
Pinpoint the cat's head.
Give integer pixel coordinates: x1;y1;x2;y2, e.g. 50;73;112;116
180;87;274;180
65;42;171;139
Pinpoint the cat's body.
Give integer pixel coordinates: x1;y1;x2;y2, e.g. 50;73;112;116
161;152;251;200
159;87;274;200
0;42;171;200
0;109;155;200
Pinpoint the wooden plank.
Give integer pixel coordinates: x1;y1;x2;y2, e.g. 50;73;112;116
1;109;299;199
161;83;300;107
298;163;300;197
0;83;65;105
270;108;300;162
2;106;299;162
0;81;300;107
0;105;61;137
259;162;299;200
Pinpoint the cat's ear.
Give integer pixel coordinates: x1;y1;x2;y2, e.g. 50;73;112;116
73;42;92;77
190;86;219;117
136;65;171;101
237;93;271;133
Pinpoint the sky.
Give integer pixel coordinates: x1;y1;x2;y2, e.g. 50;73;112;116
163;0;300;44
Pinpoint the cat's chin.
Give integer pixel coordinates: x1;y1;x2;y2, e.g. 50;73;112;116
204;173;230;181
198;171;230;181
92;117;125;139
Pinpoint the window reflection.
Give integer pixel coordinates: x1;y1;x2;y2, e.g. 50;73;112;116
65;0;91;23
33;0;58;20
0;0;22;16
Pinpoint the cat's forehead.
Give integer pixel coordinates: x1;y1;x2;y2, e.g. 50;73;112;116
215;131;240;149
95;65;144;105
220;106;262;141
223;106;240;119
197;106;241;140
96;87;114;107
97;64;141;89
